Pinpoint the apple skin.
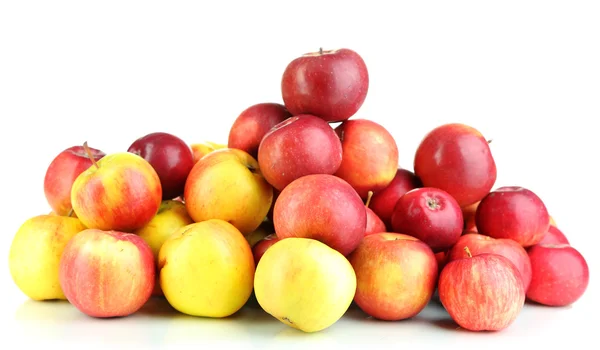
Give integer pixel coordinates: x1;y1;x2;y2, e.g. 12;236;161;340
369;168;422;229
281;48;369;123
228;103;292;158
438;250;526;332
71;152;162;232
252;233;281;265
414;123;497;208
475;186;550;247
348;233;438;321
44;145;106;216
128;132;195;200
257;114;343;191
537;225;569;245
526;244;589;307
390;187;463;253
365;207;386;236
184;148;273;235
333;119;399;199
448;233;533;291
190;141;226;164
59;229;155;318
273;174;366;256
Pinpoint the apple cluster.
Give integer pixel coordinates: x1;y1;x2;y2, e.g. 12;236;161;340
9;47;590;334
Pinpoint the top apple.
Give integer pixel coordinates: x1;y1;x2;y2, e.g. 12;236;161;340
281;48;369;123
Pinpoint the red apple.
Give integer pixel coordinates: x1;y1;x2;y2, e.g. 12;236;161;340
537;225;569;245
44;144;106;216
364;191;386;236
348;233;438;321
228;103;292;158
128;132;195;200
414;123;497;207
59;228;155;318
252;233;281;265
435;251;448;273
369;168;421;229
257;114;343;191
333;119;399;199
461;200;480;234
281;48;369;122
475;186;550;247
448;233;532;291
438;247;526;331
273;174;366;256
390;187;463;253
527;244;589;306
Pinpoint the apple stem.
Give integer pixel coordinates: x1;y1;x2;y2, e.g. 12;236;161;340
319;47;323;55
365;191;374;208
67;208;74;217
487;139;493;144
83;141;99;169
464;246;473;258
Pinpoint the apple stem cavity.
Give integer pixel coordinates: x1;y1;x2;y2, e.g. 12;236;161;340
464;246;473;258
83;141;100;169
426;198;440;210
365;191;374;208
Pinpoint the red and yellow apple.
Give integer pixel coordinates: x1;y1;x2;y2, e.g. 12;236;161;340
369;168;421;229
190;141;226;164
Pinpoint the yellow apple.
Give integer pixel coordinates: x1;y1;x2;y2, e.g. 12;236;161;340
9;214;87;301
158;219;255;318
190;141;226;164
254;237;357;333
184;148;273;235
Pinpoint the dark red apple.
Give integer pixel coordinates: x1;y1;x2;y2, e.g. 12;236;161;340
369;168;422;229
128;132;194;200
257;114;343;191
281;48;369;122
227;103;292;158
252;234;281;265
414;123;497;207
475;186;550;247
364;191;386;236
537;225;569;245
390;187;463;253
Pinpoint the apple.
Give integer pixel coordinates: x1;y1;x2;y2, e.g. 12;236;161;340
59;228;155;318
438;247;526;331
244;220;275;248
369;168;422;229
128;132;195;200
184;148;273;235
257;114;343;191
435;251;448;273
414;123;497;207
333;119;399;199
252;233;281;265
190;141;226;164
364;191;386;236
158;219;255;318
273;174;366;256
9;214;87;301
461;200;480;233
70;147;162;232
44;144;105;216
228;102;292;158
527;244;589;306
390;187;463;253
348;233;438;321
281;48;369;123
537;225;569;245
254;237;357;333
475;186;550;247
448;233;532;291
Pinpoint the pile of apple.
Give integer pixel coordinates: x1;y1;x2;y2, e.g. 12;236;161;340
9;47;590;334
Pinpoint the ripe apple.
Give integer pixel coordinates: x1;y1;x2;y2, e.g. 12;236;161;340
128;132;195;200
333;119;399;199
537;225;569;245
461;200;480;233
9;215;87;301
44;144;105;216
254;237;357;333
438;248;526;331
448;233;532;291
390;187;463;253
158;219;255;318
369;168;421;229
252;233;281;265
59;229;155;318
414;123;497;207
281;48;369;122
527;244;589;306
257;114;343;191
71;149;162;232
348;233;438;321
228;102;292;158
364;191;386;236
273;174;366;256
190;141;226;164
184;148;273;235
475;186;550;247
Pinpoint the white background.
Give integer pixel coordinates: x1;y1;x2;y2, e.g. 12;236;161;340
1;1;598;349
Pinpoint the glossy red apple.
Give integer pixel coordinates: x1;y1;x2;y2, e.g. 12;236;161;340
527;244;589;306
390;187;463;253
476;186;550;247
128;132;194;200
364;191;386;236
257;114;343;191
252;234;281;265
537;225;569;245
228;103;292;158
281;48;369;122
414;123;497;207
369;168;421;229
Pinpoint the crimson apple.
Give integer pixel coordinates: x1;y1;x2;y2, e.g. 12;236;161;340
364;191;386;236
281;48;369;122
252;233;281;265
369;168;421;229
537;225;569;245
